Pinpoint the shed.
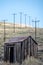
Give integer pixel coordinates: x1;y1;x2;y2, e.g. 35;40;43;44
4;36;29;64
4;36;38;64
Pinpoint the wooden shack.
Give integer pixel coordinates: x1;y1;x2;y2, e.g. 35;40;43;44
29;36;38;57
4;36;29;64
4;36;38;64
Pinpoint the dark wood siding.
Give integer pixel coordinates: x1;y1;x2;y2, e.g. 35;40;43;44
4;36;38;64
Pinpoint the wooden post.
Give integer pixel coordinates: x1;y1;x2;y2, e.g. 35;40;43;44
28;37;29;55
21;42;24;61
4;46;8;62
30;37;32;56
16;44;17;62
4;45;6;61
24;41;26;58
23;41;25;61
24;41;25;60
26;38;28;56
20;42;22;64
29;37;30;56
37;45;38;58
31;39;33;56
7;46;9;61
25;39;28;58
33;41;34;56
24;40;26;59
14;45;16;62
16;45;17;61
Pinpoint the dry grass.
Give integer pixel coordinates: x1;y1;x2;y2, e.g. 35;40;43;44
0;56;43;65
0;22;43;65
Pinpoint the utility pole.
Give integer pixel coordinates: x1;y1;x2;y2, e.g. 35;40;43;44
3;20;7;42
32;19;40;41
13;13;16;33
20;12;22;28
28;16;31;35
29;16;30;26
24;14;27;28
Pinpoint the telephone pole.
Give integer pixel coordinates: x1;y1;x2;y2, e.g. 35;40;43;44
29;16;30;26
32;19;40;41
24;14;27;27
3;20;7;42
13;13;16;33
20;12;22;28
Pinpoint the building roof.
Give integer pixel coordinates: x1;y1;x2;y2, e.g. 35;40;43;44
4;36;28;44
4;36;38;45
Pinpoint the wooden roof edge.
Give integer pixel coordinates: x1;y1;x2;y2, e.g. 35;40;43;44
29;36;38;45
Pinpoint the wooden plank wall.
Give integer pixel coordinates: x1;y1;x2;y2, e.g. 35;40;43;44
4;36;38;64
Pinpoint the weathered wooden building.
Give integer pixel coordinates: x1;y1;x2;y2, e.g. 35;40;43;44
4;36;38;64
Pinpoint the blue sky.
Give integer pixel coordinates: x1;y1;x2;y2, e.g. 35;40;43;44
0;0;43;28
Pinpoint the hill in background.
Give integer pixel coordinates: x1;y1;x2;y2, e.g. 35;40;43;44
0;22;43;64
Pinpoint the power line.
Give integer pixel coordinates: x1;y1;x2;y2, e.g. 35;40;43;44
29;16;30;26
28;16;31;35
20;12;22;28
24;14;27;28
3;20;7;42
13;13;16;33
32;19;40;41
